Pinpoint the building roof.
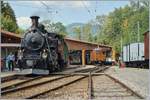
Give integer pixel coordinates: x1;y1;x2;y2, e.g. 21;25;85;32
0;30;21;38
143;30;149;35
65;38;112;48
0;30;111;48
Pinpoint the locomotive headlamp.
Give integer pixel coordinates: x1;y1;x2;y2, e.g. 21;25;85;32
43;49;46;52
42;50;48;59
42;52;48;59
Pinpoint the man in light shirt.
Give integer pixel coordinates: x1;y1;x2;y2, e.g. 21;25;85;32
7;52;15;71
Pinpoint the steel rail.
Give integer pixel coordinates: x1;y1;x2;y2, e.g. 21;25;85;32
2;65;108;93
30;66;109;99
26;76;87;99
1;75;72;95
93;66;110;73
1;75;17;83
50;66;110;75
105;74;144;99
88;72;93;100
1;76;43;91
49;73;105;76
2;65;110;99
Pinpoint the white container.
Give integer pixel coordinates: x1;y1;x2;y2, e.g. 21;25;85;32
123;45;129;62
123;45;127;62
123;42;144;62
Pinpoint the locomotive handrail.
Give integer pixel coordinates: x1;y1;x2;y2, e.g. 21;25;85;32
45;32;53;63
37;28;53;62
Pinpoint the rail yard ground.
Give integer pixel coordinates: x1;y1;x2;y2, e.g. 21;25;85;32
105;66;149;99
0;65;149;100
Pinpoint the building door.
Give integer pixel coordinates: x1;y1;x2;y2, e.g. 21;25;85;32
69;50;82;65
85;50;91;65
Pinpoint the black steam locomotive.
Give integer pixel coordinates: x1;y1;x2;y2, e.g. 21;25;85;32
17;16;68;74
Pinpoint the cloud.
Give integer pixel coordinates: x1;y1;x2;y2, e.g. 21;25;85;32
17;17;31;29
16;16;51;29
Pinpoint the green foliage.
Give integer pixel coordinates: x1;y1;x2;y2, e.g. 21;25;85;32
72;22;94;42
15;28;25;35
41;20;68;36
1;1;18;32
1;15;17;32
73;27;81;40
54;22;68;36
94;1;149;53
66;1;149;54
82;23;93;42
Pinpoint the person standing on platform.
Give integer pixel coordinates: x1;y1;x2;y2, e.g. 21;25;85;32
5;56;9;71
7;52;15;71
14;51;18;67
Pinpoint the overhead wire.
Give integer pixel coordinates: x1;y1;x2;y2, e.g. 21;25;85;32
40;1;54;21
12;1;67;24
81;0;93;17
40;1;68;25
94;0;99;42
10;1;99;26
95;0;97;15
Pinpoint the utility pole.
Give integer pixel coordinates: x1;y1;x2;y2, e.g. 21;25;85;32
137;0;140;61
137;0;140;43
137;21;140;42
121;36;123;61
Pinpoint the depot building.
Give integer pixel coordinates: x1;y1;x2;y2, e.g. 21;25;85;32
0;30;115;68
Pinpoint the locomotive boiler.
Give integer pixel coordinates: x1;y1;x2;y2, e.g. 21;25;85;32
17;16;68;74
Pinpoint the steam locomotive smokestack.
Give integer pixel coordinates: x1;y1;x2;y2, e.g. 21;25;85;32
30;16;40;28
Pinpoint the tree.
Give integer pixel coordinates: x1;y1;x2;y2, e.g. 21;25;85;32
1;1;18;32
54;22;68;36
93;15;107;43
41;20;54;32
92;1;149;53
41;20;68;36
130;0;149;10
82;23;93;42
73;27;81;40
15;28;25;35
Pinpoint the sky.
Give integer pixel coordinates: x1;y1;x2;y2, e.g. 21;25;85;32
7;0;130;29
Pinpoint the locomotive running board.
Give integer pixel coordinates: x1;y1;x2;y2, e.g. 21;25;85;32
17;69;49;75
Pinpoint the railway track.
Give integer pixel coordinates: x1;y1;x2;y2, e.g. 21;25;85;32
1;75;43;91
35;76;89;99
1;75;18;83
1;66;110;99
2;66;143;100
32;73;144;100
1;65;107;91
89;74;144;100
1;75;86;99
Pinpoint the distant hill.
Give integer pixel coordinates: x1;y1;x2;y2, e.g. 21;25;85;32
66;23;99;39
66;23;84;38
